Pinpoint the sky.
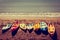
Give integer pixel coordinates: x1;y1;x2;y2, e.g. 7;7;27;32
0;0;60;13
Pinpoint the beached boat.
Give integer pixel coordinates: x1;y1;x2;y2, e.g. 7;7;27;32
33;23;40;31
2;23;12;31
26;23;34;30
40;22;48;32
20;23;27;30
11;23;19;31
48;24;55;35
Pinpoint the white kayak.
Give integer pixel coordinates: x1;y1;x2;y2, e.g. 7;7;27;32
26;23;34;30
2;23;12;30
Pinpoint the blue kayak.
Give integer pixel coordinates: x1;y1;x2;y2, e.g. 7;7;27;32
40;22;48;32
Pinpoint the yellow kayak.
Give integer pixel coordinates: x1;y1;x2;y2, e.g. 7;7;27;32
19;23;26;30
48;24;55;35
33;23;40;31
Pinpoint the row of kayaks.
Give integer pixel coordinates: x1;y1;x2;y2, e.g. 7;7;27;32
2;21;56;35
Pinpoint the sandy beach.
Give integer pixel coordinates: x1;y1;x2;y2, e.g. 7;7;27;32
0;13;60;40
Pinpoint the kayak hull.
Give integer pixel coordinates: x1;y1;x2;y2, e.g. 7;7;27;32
11;23;19;31
2;24;12;31
40;22;48;32
26;23;33;30
48;24;55;35
20;23;27;30
33;23;40;31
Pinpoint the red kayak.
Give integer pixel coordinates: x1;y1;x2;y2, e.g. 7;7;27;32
11;21;19;31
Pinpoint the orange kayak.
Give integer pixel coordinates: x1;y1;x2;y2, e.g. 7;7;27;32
48;24;55;35
33;23;40;31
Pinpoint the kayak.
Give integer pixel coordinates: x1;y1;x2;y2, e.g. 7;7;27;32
48;24;55;35
11;23;19;31
2;23;12;31
20;23;26;30
40;22;48;32
26;23;33;30
33;23;40;31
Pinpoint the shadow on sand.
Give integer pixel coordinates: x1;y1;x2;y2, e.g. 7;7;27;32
34;29;41;35
34;28;48;35
28;29;33;33
42;30;48;35
2;28;10;34
21;29;27;33
11;28;19;36
49;31;57;40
